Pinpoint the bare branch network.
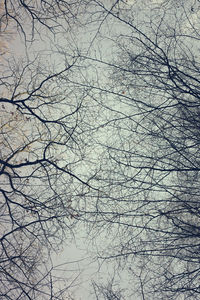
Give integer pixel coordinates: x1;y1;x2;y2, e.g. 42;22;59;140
0;0;200;299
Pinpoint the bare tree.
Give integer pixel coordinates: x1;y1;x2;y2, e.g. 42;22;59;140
1;0;200;299
69;1;200;299
0;0;105;297
92;278;124;300
0;0;89;41
0;40;98;297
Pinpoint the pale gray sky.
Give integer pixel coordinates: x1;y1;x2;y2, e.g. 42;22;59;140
1;0;200;299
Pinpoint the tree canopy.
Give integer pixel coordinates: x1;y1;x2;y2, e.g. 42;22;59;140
1;0;200;299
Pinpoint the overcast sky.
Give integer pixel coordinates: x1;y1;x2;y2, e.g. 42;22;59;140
2;1;200;299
